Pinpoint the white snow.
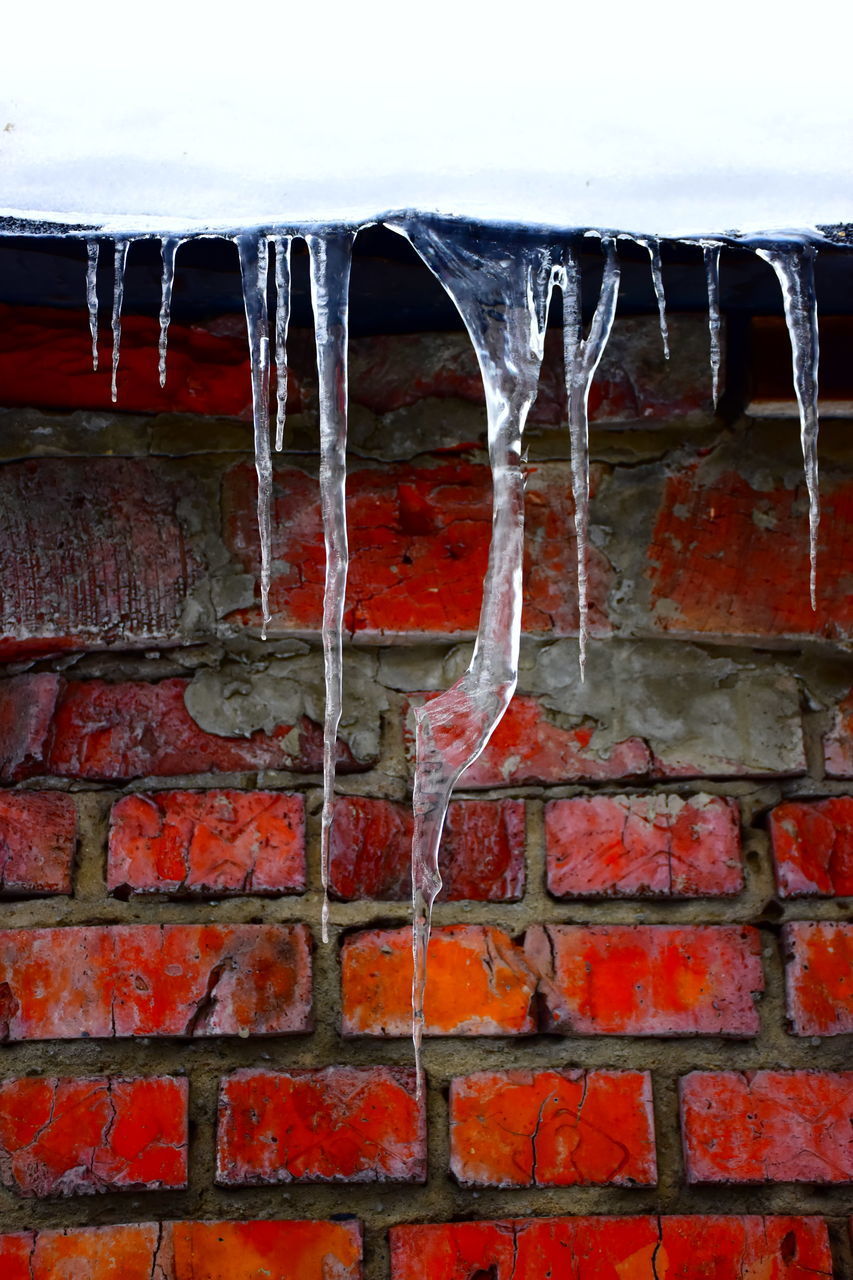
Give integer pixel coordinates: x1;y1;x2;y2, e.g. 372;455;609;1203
0;0;850;236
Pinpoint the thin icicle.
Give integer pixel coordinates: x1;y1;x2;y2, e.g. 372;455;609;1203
85;240;99;372
110;239;129;403
158;237;182;388
639;237;669;358
306;231;354;945
559;238;621;680
271;235;292;450
703;243;722;409
394;216;556;1095
755;241;821;609
236;233;273;636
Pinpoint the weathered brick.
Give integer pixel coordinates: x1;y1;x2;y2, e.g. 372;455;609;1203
0;1218;362;1280
217;1066;425;1185
0;676;367;781
769;797;853;896
405;694;651;788
823;687;853;776
648;464;853;640
341;925;537;1037
0;459;206;660
545;793;742;898
108;790;305;896
0;1075;187;1197
328;796;524;901
526;924;763;1036
170;1219;362;1279
680;1070;853;1183
224;461;610;637
0;924;312;1040
389;1216;831;1279
784;921;853;1036
0;791;76;895
449;1069;656;1187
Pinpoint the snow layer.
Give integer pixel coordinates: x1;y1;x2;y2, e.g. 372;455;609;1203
1;0;850;236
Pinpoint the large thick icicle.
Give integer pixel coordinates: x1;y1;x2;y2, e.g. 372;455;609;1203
558;239;621;679
306;231;355;944
85;240;99;372
110;239;130;403
755;242;821;608
158;237;182;388
396;217;556;1091
637;236;669;358
702;243;722;408
271;236;293;451
236;233;273;635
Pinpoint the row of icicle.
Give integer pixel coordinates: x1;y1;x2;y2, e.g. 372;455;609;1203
84;222;822;1090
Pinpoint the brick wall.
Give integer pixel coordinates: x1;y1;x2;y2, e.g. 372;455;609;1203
0;306;851;1278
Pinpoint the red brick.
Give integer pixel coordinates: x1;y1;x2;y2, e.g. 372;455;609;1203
224;461;611;637
328;796;524;901
0;923;312;1040
545;793;742;898
449;1069;655;1187
649;465;853;640
405;694;651;788
389;1216;831;1279
769;797;853;896
216;1066;425;1185
526;924;763;1036
0;1224;167;1280
0;459;206;661
0;791;76;895
341;925;538;1037
784;921;853;1035
0;1219;362;1280
680;1070;853;1183
0;676;367;781
170;1219;362;1279
0;1075;187;1196
108;790;305;896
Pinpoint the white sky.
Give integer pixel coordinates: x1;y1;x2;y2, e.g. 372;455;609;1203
0;0;850;235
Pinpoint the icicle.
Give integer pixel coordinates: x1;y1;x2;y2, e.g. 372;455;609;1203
235;233;273;635
85;240;99;372
306;231;355;945
395;216;556;1094
755;242;820;609
158;237;182;388
703;243;722;409
559;238;621;680
271;236;292;450
638;237;669;358
110;239;129;403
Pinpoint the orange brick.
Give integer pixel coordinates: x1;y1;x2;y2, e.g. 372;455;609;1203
769;798;853;896
784;921;853;1035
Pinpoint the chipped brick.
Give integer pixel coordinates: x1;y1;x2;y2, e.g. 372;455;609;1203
784;921;853;1036
769;797;853;895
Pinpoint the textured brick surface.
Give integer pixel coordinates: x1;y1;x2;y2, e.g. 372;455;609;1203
545;793;742;898
648;465;853;640
769;797;853;895
224;461;610;637
406;694;652;788
0;924;312;1040
341;925;538;1037
449;1069;656;1187
108;790;305;896
0;459;205;660
217;1066;425;1185
389;1215;832;1279
680;1071;853;1183
526;924;763;1036
0;1219;362;1279
0;791;76;895
328;796;524;901
823;687;853;776
0;1075;187;1197
784;921;853;1036
0;676;367;781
